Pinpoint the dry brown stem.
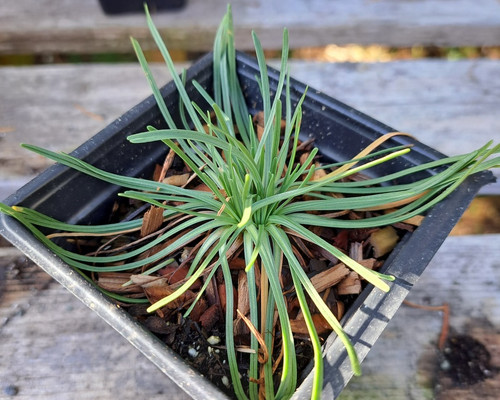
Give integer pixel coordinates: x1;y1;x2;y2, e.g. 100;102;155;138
403;300;450;350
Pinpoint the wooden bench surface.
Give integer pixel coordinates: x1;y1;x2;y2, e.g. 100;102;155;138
2;0;500;54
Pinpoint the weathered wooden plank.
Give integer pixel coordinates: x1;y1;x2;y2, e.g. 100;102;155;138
285;60;500;160
0;255;191;400
0;63;175;200
1;0;500;55
339;234;500;400
1;59;499;199
1;234;498;399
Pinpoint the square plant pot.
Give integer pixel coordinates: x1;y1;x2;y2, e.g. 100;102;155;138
0;51;494;399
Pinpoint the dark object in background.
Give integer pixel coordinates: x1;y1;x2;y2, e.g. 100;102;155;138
98;0;186;15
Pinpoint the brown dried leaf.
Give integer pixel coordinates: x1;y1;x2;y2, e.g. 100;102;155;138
227;234;244;259
320;210;350;219
291;235;315;260
0;126;15;134
162;173;190;186
287;296;299;314
392;221;416;232
97;272;142;293
315;246;339;264
280;118;286;132
130;274;163;287
138;228;200;263
236;309;268;363
74;103;104;121
158;264;202;290
290;246;307;271
360;191;427;211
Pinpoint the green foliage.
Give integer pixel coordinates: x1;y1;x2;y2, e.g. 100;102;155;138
1;5;499;400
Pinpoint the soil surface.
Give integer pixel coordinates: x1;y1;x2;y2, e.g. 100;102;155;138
440;334;495;386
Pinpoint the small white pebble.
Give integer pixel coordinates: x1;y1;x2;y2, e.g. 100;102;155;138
208;346;213;356
188;347;198;358
180;248;191;262
207;335;220;345
222;376;230;388
440;359;450;371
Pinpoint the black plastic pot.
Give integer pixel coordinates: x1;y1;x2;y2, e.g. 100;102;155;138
98;0;186;15
0;52;494;399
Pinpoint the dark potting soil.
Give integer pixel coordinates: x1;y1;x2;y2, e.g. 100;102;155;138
129;304;237;395
440;334;495;386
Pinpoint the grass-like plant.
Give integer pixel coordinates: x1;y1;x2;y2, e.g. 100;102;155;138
1;5;499;400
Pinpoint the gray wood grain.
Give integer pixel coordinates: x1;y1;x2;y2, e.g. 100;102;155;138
284;60;500;159
1;59;499;199
0;255;190;400
1;0;500;54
